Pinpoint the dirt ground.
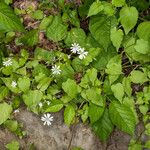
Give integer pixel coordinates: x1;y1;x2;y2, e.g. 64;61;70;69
0;108;133;150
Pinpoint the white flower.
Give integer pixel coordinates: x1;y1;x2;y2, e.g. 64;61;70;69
46;101;51;105
3;58;12;67
41;113;53;126
51;65;61;75
77;47;85;54
11;81;17;88
14;109;19;114
78;51;88;59
70;43;81;54
38;102;43;108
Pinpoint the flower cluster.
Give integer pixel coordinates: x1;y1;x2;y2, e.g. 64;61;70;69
70;43;88;60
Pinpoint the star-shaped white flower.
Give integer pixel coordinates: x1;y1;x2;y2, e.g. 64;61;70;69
3;58;12;67
46;101;51;105
41;113;53;126
51;65;61;75
11;81;17;88
79;51;88;59
38;102;43;108
70;43;81;54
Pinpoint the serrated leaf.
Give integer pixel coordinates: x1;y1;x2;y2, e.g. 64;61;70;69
62;79;79;99
19;30;39;47
111;83;124;103
137;22;150;41
64;105;75;126
88;1;103;17
134;39;150;54
0;2;24;32
17;77;30;92
0;102;12;125
112;0;125;7
88;103;104;124
46;15;67;42
130;70;148;84
92;109;113;141
110;27;123;51
119;6;138;34
45;99;63;113
109;101;137;135
23;90;43;107
89;15;117;50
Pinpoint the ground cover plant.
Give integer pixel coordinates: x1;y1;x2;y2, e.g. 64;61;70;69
0;0;150;149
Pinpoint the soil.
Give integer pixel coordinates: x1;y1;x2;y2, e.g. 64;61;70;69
0;108;132;150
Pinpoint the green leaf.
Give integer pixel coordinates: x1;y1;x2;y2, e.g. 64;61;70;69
0;86;9;101
137;22;150;41
23;90;43;107
109;101;137;135
106;55;122;75
92;109;113;141
0;102;12;125
119;6;138;34
111;83;124;103
130;70;148;84
88;103;104;124
89;15;117;50
31;10;43;20
134;39;150;54
122;77;132;97
45;99;63;113
17;77;30;92
4;120;18;132
110;27;124;51
64;105;75;126
0;2;24;32
62;79;79;99
112;0;125;7
19;30;39;47
6;140;19;150
88;1;103;17
46;15;68;42
65;28;86;47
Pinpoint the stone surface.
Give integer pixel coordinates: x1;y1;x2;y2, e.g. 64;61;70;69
0;108;131;150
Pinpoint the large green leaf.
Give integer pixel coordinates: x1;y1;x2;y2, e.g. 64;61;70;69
112;0;125;7
88;103;104;124
46;15;68;42
64;105;75;126
62;79;79;99
109;101;137;135
23;90;43;107
89;15;117;50
137;22;150;41
92;109;113;141
0;2;24;32
17;77;30;92
0;102;12;125
119;6;138;34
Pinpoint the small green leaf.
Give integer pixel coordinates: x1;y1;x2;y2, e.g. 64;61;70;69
0;86;9;101
17;77;30;92
112;0;125;7
0;2;24;32
88;103;104;124
92;109;113;141
130;70;148;84
62;79;79;99
88;1;103;17
31;10;44;20
46;16;68;42
45;99;63;113
110;27;124;51
111;83;124;103
0;102;12;125
109;101;137;135
119;6;138;34
64;105;75;126
6;140;19;150
134;39;150;54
